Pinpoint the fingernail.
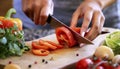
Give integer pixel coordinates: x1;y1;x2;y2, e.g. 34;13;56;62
81;32;85;37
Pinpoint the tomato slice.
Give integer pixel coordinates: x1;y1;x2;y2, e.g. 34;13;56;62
39;40;57;50
32;41;49;50
46;41;63;49
55;27;77;47
32;49;49;56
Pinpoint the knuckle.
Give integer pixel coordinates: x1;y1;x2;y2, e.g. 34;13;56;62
102;15;105;20
93;25;99;30
85;16;91;22
40;14;47;19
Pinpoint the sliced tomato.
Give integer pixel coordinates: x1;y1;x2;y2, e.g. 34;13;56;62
39;39;57;50
32;41;49;50
46;41;63;49
55;27;77;47
32;49;49;56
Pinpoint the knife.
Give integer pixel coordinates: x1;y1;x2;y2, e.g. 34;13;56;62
0;64;5;69
47;15;93;44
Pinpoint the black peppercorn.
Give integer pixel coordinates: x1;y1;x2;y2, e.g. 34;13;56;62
76;53;79;56
42;59;45;63
45;61;48;64
28;64;32;68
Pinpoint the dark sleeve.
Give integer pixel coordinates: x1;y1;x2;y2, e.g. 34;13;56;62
103;0;120;29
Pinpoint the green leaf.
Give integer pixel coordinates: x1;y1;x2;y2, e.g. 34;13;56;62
0;37;7;45
13;43;22;56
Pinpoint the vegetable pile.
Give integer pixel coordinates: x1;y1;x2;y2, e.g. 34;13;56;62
104;31;120;55
76;31;120;69
76;46;120;69
31;39;63;56
0;8;29;59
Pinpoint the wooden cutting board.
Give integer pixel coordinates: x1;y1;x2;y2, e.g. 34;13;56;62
0;28;119;69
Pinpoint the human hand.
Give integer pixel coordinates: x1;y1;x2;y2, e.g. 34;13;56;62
22;0;54;25
70;0;105;40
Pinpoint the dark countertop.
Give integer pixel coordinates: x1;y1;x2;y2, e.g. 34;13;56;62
23;29;55;41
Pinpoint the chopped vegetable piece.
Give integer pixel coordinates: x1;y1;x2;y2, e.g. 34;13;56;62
32;49;50;56
32;41;49;50
55;27;77;47
46;41;63;49
39;40;57;50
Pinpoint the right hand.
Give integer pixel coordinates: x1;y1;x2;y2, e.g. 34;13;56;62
22;0;54;25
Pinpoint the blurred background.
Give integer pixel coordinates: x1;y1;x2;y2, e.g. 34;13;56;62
0;0;120;41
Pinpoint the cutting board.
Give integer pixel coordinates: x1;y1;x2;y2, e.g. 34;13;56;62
0;28;119;69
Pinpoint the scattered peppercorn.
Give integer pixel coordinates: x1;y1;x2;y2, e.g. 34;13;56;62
42;59;45;63
28;64;32;68
8;61;12;64
76;53;79;56
45;61;48;64
34;61;37;64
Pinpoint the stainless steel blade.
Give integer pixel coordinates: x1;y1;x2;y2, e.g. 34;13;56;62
47;15;93;44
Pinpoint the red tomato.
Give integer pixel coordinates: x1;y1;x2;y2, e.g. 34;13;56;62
91;57;102;64
55;27;77;47
32;41;49;50
46;41;63;49
32;49;50;56
39;40;57;50
96;66;104;69
115;66;120;69
101;63;114;69
76;58;93;69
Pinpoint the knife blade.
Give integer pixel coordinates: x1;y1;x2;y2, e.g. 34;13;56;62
47;15;93;44
0;64;5;69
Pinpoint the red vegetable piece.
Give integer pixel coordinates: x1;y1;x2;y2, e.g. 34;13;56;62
0;19;14;29
32;41;49;50
32;49;50;56
39;39;57;50
76;58;93;69
46;41;63;49
55;27;77;47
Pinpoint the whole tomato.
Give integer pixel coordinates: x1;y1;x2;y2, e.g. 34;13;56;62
76;58;93;69
115;65;120;69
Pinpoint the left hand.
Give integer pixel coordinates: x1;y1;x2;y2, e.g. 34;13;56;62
70;0;105;40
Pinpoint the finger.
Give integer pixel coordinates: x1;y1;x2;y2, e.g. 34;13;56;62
81;10;93;36
70;10;82;27
85;11;101;40
27;0;34;20
39;6;50;25
49;1;54;15
23;0;33;20
33;2;41;25
100;13;105;32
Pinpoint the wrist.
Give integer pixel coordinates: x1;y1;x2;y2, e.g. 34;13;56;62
84;0;116;9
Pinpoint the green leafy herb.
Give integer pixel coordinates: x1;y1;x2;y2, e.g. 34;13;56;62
104;31;120;55
0;24;29;59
